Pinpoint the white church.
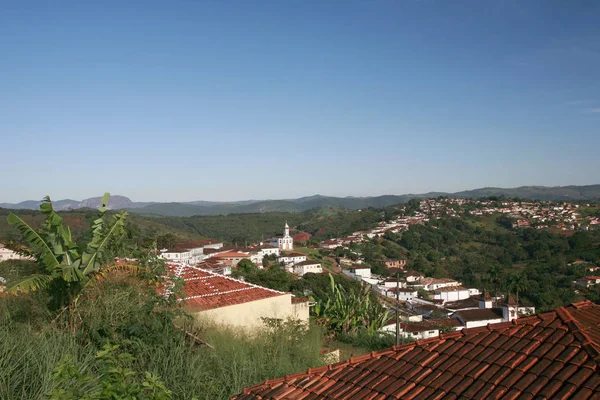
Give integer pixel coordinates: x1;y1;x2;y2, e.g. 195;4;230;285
267;222;294;251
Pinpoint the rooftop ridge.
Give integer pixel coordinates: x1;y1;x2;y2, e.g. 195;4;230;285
182;286;256;301
169;262;288;296
556;302;600;361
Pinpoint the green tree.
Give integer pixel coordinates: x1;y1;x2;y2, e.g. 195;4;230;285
6;193;129;307
486;264;502;301
509;272;530;315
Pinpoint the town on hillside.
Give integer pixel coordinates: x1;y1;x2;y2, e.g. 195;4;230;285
141;196;600;341
1;193;599;398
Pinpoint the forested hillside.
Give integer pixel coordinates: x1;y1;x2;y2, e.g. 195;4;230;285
347;214;600;311
0;207;383;245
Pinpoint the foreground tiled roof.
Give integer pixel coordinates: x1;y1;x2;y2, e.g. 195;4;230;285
234;301;600;400
166;263;287;311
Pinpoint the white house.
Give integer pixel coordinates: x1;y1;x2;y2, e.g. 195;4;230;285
278;252;307;266
433;286;471;302
381;321;440;341
404;271;424;283
450;309;504;329
249;245;280;264
450;297;536;328
381;277;406;288
420;278;461;291
350;267;372;279
384;287;418;302
159;240;223;264
320;240;342;249
293;260;323;276
396;309;423;322
342;267;372;281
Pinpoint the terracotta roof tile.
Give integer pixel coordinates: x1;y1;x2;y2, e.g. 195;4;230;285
165;263;287;311
233;301;600;400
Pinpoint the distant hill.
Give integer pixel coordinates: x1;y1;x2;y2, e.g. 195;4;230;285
0;196;153;211
452;185;600;201
2;184;599;217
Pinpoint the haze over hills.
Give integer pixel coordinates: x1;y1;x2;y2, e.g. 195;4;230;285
1;184;599;217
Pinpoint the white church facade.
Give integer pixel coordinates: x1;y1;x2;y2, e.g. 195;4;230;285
267;223;294;251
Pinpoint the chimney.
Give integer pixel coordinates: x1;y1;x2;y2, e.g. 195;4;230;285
479;290;493;309
502;295;518;322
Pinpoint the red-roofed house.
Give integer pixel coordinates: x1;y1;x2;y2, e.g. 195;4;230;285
209;251;251;267
576;276;600;288
167;263;309;328
234;300;600;399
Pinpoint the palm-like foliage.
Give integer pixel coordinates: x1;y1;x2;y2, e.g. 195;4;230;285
312;274;389;335
6;193;128;304
486;264;502;304
508;272;530;316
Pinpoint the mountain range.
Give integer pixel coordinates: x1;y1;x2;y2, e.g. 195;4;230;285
1;184;599;217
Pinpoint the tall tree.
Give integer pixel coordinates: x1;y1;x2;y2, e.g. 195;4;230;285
6;193;128;307
508;272;530;316
487;264;502;304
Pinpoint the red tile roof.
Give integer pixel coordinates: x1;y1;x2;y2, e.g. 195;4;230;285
211;251;250;258
234;301;600;400
166;263;287;311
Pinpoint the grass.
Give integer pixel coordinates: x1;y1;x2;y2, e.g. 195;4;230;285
0;277;327;400
294;247;321;257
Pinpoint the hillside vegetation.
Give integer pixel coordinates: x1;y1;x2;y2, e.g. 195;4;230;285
0;207;383;245
0;196;328;399
3;184;599;217
348;215;600;311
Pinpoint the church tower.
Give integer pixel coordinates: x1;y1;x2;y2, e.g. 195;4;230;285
278;222;294;251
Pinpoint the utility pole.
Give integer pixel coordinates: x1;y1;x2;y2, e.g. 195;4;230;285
395;271;400;346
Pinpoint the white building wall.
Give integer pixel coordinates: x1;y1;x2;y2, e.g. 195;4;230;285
352;268;372;279
385;290;418;301
278;255;307;264
191;294;309;329
433;289;471;302
381;324;439;340
293;264;323;276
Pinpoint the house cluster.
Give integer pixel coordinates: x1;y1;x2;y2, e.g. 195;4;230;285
464;199;598;231
368;197;600;232
158;224;322;277
320;215;433;250
234;300;600;399
342;265;536;340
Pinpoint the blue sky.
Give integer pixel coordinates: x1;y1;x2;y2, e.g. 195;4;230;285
1;0;599;202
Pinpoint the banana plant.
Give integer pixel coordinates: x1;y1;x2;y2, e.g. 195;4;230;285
6;193;128;303
311;274;389;335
